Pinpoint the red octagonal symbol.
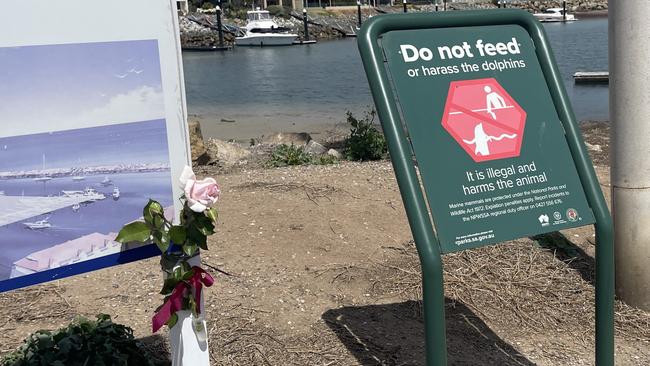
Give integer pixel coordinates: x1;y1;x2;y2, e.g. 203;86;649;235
441;78;526;162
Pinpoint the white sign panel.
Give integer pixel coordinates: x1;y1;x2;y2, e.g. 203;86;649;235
0;0;190;291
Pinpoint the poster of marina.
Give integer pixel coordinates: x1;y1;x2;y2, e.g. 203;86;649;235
0;39;181;290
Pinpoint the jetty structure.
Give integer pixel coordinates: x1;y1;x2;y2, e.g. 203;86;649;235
10;232;121;278
573;71;609;83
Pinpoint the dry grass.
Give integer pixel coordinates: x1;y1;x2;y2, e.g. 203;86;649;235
370;238;650;345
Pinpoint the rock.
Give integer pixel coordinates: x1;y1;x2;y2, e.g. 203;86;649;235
206;138;251;166
262;132;312;146
188;121;210;166
327;149;343;159
305;140;327;155
585;142;602;152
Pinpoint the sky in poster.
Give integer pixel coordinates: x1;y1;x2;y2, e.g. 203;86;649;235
0;40;164;136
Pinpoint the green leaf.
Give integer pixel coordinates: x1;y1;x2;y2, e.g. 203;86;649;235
152;230;170;253
143;200;163;226
187;226;208;250
205;208;219;225
160;278;179;295
166;313;179;329
115;222;151;243
169;226;187;245
183;243;198;257
193;214;215;236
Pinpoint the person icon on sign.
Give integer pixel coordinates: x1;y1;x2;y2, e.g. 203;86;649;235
463;122;518;157
484;85;506;120
464;123;492;156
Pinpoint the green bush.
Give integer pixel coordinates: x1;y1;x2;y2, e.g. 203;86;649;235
266;144;339;167
267;144;313;167
2;314;164;366
201;2;215;10
344;109;388;161
315;154;339;165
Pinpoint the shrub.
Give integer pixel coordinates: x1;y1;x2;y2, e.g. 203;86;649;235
201;2;215;10
266;144;339;167
344;109;388;161
267;144;313;167
315;154;339;165
1;314;163;366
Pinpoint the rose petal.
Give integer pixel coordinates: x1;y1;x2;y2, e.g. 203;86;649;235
188;200;207;213
179;166;196;188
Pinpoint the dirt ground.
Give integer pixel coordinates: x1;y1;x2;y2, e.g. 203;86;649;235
1;122;649;365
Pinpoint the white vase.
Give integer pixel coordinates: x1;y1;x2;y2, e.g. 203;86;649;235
164;253;210;366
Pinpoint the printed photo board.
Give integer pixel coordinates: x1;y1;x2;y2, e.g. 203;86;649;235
0;0;190;292
380;24;595;253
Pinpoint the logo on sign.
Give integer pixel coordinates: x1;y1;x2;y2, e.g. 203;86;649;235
538;214;550;226
566;208;579;222
441;78;527;162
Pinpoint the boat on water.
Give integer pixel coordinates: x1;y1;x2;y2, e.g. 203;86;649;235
112;187;120;200
235;9;297;47
100;176;113;186
533;8;576;22
61;187;106;202
72;176;86;181
72;203;81;212
33;154;53;182
24;218;51;230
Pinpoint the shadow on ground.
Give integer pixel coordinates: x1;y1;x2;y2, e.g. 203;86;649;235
323;299;534;366
531;231;595;285
138;334;171;366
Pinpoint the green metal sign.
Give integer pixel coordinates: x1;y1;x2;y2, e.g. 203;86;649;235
381;25;594;253
357;9;614;366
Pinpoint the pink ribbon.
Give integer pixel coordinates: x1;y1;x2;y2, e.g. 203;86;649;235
152;266;215;333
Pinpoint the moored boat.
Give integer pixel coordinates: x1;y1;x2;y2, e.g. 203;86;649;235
235;9;297;47
61;187;106;201
533;8;576;22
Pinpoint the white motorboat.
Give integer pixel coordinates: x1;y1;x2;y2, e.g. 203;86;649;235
100;176;113;186
61;187;106;202
235;9;297;46
533;8;576;22
112;187;120;200
72;176;86;181
72;203;81;212
24;218;51;230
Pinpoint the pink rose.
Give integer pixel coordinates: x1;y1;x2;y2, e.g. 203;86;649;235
179;166;221;212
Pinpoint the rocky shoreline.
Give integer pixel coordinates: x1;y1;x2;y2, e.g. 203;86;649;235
189;119;610;174
179;0;608;48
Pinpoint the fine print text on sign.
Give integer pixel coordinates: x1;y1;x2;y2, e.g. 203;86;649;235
382;25;594;253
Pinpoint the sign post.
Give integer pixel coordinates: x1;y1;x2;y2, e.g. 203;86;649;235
357;10;614;365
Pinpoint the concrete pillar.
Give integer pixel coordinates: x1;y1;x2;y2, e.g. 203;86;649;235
610;1;650;310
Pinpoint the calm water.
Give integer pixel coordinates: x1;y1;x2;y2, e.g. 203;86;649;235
0;172;172;279
183;17;608;137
